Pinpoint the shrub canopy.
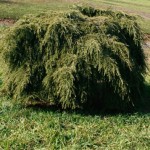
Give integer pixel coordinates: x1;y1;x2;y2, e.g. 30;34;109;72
1;6;146;110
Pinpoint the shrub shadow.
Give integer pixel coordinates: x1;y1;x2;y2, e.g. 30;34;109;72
25;81;150;117
25;99;150;117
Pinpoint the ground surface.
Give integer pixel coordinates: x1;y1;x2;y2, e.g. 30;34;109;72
0;97;150;150
0;0;150;149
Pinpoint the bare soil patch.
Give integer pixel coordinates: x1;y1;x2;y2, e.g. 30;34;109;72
0;19;16;26
0;0;19;4
143;34;150;65
144;34;150;42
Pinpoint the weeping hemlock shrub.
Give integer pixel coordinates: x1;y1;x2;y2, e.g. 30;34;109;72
1;6;146;110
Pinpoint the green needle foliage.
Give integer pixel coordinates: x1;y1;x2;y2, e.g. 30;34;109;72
0;6;146;110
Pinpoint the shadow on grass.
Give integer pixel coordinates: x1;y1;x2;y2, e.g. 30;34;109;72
25;95;150;117
24;81;150;116
1;78;149;117
140;83;150;112
1;86;149;117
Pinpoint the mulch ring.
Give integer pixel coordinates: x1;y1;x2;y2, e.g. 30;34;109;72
0;18;16;26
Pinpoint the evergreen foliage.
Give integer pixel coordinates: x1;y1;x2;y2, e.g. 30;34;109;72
0;6;146;110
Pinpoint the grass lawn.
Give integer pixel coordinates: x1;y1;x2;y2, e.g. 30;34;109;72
0;97;150;149
0;0;150;34
0;0;150;149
